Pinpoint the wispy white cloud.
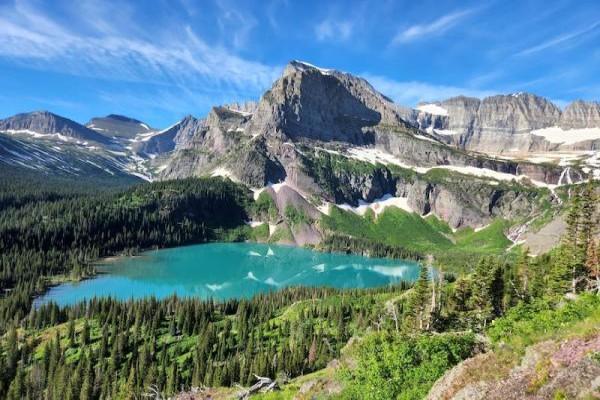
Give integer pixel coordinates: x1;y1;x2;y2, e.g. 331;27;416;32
215;0;258;49
0;0;281;95
363;74;494;106
315;19;354;42
516;21;600;56
392;9;474;45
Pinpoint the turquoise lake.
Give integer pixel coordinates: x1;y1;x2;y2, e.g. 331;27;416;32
34;243;421;306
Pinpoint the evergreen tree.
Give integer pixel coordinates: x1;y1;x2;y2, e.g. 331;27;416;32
405;266;431;331
81;319;90;346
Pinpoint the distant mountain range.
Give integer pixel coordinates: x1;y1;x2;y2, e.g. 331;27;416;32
1;60;599;248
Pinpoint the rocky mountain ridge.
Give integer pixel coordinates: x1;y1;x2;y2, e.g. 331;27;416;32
0;111;112;145
1;61;598;233
412;94;600;153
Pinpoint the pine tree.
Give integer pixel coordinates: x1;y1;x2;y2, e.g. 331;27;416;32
67;318;75;348
405;266;431;331
586;239;600;293
81;319;90;346
469;258;494;329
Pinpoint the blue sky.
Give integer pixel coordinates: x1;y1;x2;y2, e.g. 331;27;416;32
0;0;599;128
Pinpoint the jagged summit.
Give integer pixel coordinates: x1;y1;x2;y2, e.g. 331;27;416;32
286;60;334;75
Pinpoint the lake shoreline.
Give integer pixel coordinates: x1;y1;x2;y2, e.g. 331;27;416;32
34;242;422;307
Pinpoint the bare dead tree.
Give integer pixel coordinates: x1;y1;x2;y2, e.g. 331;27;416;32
237;375;279;399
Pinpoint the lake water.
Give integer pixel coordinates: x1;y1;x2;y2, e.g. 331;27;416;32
34;243;421;306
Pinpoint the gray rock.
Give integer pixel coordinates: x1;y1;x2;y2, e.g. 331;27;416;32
87;114;153;139
559;100;600;129
0;111;112;145
416;95;600;152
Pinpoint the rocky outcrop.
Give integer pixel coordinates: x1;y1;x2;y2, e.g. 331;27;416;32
428;334;600;399
132;115;201;155
246;61;406;145
0;111;112;144
159;107;260;180
396;172;543;229
229;139;286;187
301;149;549;229
416;94;561;152
559;100;600;129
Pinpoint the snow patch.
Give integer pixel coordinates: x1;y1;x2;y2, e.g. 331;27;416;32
317;203;331;216
293;60;333;75
347;147;430;173
531;126;600;145
474;224;490;232
155;164;168;173
269;181;287;193
226;108;253;117
413;134;439;144
251;187;265;200
417;104;448;116
211;167;236;180
338;194;413;216
434;129;459;136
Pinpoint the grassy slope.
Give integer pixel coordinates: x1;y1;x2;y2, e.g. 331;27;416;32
253;294;600;400
18;289;401;388
321;206;514;271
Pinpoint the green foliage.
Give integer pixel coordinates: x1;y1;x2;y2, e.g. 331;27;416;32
454;220;512;253
251;222;270;241
339;332;476;400
487;294;600;349
268;224;294;243
0;177;251;331
321;206;514;271
0;285;409;399
300;150;390;202
321;206;453;253
319;234;423;261
254;191;279;222
284;205;310;227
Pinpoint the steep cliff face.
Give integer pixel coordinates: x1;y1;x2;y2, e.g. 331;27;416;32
246;61;407;145
301;149;549;229
416;95;600;153
396;175;540;229
559;100;600;129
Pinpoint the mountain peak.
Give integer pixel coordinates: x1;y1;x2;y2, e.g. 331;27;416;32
285;60;334;76
0;110;111;144
105;114;143;124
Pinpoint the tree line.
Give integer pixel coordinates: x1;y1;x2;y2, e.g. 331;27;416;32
0;168;597;399
0;174;251;329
